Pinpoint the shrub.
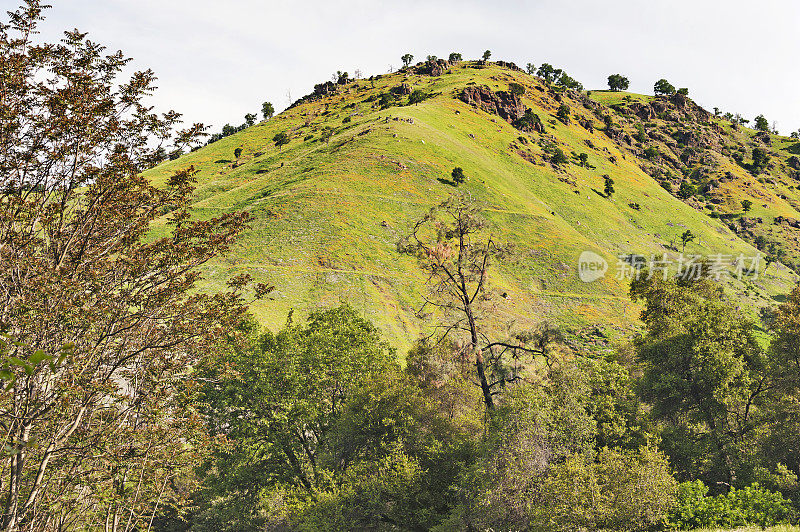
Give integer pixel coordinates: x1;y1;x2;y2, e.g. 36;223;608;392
451;167;465;185
667;481;795;530
233;147;242;159
531;446;678;531
508;82;525;96
551;148;568;165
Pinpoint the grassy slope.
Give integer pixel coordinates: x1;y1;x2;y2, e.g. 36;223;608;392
145;62;797;350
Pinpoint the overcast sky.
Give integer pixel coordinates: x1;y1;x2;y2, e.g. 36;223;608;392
31;1;800;134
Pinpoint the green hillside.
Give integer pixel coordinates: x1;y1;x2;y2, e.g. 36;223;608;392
145;59;800;349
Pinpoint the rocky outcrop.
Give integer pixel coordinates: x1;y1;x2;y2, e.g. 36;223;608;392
495;60;522;72
788;156;800;170
390;83;412;96
414;58;450;76
755;131;772;146
459;85;525;123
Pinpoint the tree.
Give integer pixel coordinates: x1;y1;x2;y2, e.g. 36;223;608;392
261;101;275;120
244;113;256;127
742;199;753;212
448;52;462;63
552;148;568;165
677;87;689;96
401;53;414;67
234;147;243;159
680;229;696;251
526;62;536;75
508;82;525;96
408;89;428;105
653;78;676;96
556;103;570;123
754;114;770;132
426;54;437;62
752;147;770;173
482;49;492;62
607;73;630;92
630;274;769;486
273;131;290;151
537;63;557;84
451;167;466;185
0;3;257;528
578;152;589;167
604;175;615;197
399;195;558;411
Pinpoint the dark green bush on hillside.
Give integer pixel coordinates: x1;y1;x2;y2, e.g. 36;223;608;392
668;481;795;530
508;82;525;96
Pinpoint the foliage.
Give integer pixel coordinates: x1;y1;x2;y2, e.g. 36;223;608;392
556;103;570;123
604;175;615;197
261;101;275;119
482;49;491;61
654;78;676;96
508;81;525;96
0;2;255;528
273;131;291;150
668;481;795;530
401;53;414;67
607;73;630;92
451;166;466;184
448;52;462;63
532;446;678;532
755;114;771;132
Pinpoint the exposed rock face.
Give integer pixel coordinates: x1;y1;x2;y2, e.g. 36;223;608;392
789;156;800;170
414;58;450;76
390;83;412;95
755;131;772;145
629;102;656;120
459;85;525;123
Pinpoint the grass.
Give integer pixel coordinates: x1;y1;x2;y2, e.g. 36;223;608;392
144;61;799;350
693;527;800;532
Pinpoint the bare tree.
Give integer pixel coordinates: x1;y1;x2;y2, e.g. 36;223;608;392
399;194;558;411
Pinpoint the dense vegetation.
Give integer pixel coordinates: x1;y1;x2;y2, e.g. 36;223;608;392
4;2;800;531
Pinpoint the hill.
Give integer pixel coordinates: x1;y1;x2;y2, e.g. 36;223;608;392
144;59;800;349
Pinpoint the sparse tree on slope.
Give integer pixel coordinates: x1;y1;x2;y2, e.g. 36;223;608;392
399;194;558;411
482;49;492;62
401;53;414;67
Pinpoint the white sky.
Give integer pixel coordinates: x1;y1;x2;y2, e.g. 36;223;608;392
30;0;800;135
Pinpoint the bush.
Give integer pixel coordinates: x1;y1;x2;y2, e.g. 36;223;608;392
508;82;525;96
668;481;795;530
531;446;678;531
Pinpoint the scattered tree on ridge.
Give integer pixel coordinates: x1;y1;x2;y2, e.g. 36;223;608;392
244;113;256;127
607;73;630;92
754;114;770;132
526;62;536;74
401;53;414;67
262;101;275;120
482;49;492;61
653;78;676;96
448;52;462;63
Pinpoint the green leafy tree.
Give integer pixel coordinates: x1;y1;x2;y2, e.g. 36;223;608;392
552;148;568;165
526;62;536;74
654;78;676;96
631;274;769;485
754;114;770;132
482;49;491;61
556;103;570;123
537;63;557;84
741;199;753;212
607;73;630;92
680;229;695;251
451;166;466;185
0;3;255;528
578;152;589;167
261;101;274;120
401;53;414;67
604;175;615;197
234;147;243;159
408;89;428;105
273;131;290;151
752;146;770;173
508;82;525;96
677;87;689;96
244;113;256;127
448;52;462;63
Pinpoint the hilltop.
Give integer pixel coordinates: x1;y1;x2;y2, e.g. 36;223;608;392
144;58;800;349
